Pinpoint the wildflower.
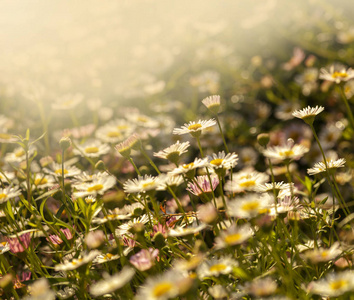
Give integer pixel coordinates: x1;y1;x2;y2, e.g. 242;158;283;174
292;105;324;125
208;151;238;171
156;174;184;191
90;267;135;297
214;224;253;249
73;140;110;158
168;157;208;177
0;132;18;143
319;65;354;84
262;142;309;162
93;252;124;264
244;277;278;297
23;278;55;300
208;285;228;299
238;147;259;167
168;222;207;237
135;270;191;300
197;256;238;279
85;230;105;249
275;102;301;121
224;169;269;194
282;47;305;71
344;80;354;98
115;133;141;158
31;173;56;190
319;122;344;149
0;241;10;254
115;215;151;235
47;228;74;245
5;146;36;164
187;174;219;196
308;158;346;176
173;119;216;138
308;271;354;297
95;122;131;144
153;141;190;164
227;193;273;219
197;202;218;224
7;232;31;253
44;162;81;178
126;112;160;128
123;174;166;194
54;250;100;271
0;186;21;204
130;248;159;271
73;174;116;198
303;242;342;264
202;95;221;114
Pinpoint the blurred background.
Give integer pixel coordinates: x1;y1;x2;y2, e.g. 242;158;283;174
0;0;354;137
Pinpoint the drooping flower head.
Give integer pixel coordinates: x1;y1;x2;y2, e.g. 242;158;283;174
292;105;324;125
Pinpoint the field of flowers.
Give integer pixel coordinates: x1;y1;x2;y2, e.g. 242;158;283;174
0;1;354;299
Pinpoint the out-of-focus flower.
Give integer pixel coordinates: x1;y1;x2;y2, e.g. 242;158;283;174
168;157;208;177
73;174;116;198
214;224;253;249
224;169;269;194
197;256;238;279
244;277;278;297
73;140;110;158
0;186;21;204
7;232;31;253
307;158;346;176
130;248;159;271
202;95;221;114
123;174;166;194
319;65;354;84
90;267;135;297
52;93;83;110
85;230;105;249
54;250;100;271
187;174;219;196
23;278;55;300
263;142;309;162
303;242;342;264
282;47;305;71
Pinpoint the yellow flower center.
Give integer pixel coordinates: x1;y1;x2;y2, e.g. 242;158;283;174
85;146;99;154
239;180;256;188
241;201;260;211
117;125;128;130
142;181;156;189
0;193;7;199
332;71;348;79
87;184;104;192
1;241;7;246
137;116;148;123
279;150;294;157
224;233;242;244
183;162;194;169
0;133;12;140
72;258;83;265
320;251;329;258
55;169;68;175
209;263;227;273
210;158;224;166
153;282;173;297
15;149;25;157
330;279;347;290
107;131;121;138
188;123;202;131
104;253;114;260
35;178;48;185
104;214;117;219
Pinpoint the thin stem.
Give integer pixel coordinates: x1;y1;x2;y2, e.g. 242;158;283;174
215;115;229;153
195;137;204;158
128;156;141;176
338;85;354;129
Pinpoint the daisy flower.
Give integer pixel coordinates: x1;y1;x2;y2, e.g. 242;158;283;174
262;142;309;162
123;174;166;194
168;157;208;177
157;174;184;190
153;141;190;163
187;174;219;196
0;186;21;204
308;271;354;297
244;277;278;297
73;174;116;198
307;158;346;176
5;146;36;164
0;242;10;254
172;119;216;137
214;224;253;249
224;169;269;194
73;140;110;158
0;132;18;143
319;65;354;84
54;250;100;271
202;95;221;114
168;222;207;237
115;214;151;235
129;248;159;271
197;256;238;279
208;151;238;170
126;112;159;128
52;93;84;110
90;267;135;297
95;124;126;144
255;181;292;194
227;193;273;219
44;162;81;178
31;174;56;190
23;278;55;300
292;105;324;125
303;242;342;264
115;133;141;158
135;270;190;300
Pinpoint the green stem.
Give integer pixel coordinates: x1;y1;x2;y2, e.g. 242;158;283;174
338;85;354;129
215;115;229;153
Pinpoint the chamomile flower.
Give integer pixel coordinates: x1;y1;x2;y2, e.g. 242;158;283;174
263;142;309;162
90;267;135;297
31;174;56;190
115;214;151;235
308;271;354;297
227;193;273;219
54;250;100;271
135;270;190;300
0;186;21;204
173;119;216;137
5;146;36;164
307;158;346;175
202;95;221;114
123;174;166;194
153;141;190;163
292;105;324;125
44;162;81;178
168;157;208;177
73;175;116;198
73;140;110;158
303;242;342;264
224;169;269;193
208;151;238;170
214;224;253;249
197;256;238;279
319;65;354;84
